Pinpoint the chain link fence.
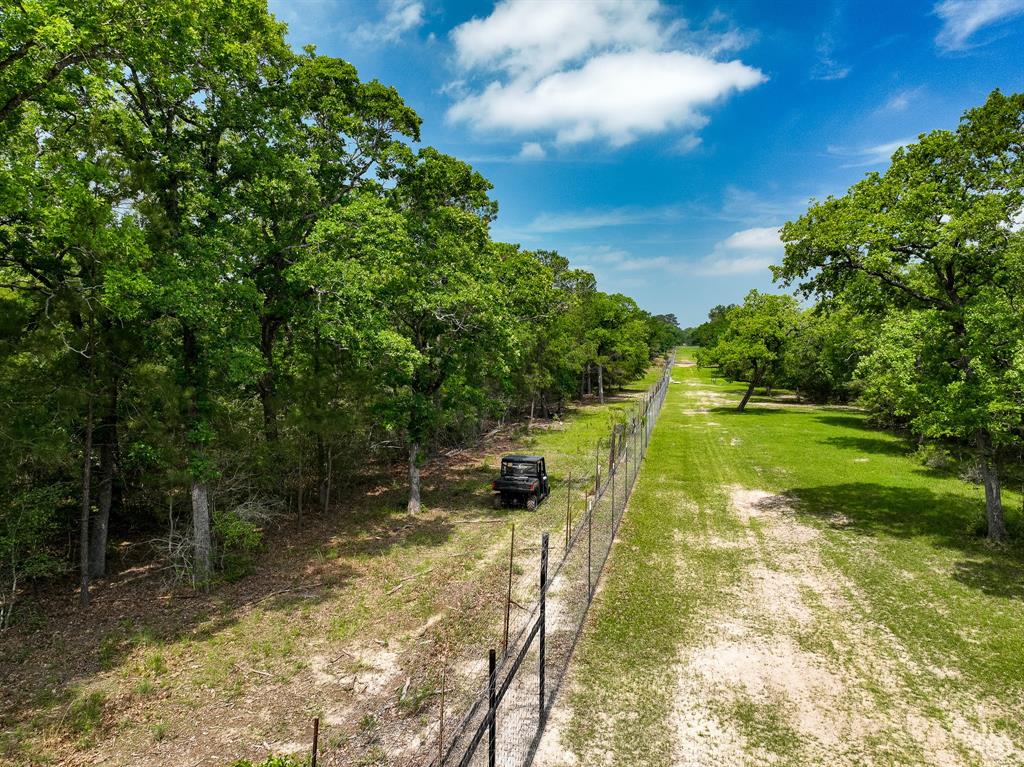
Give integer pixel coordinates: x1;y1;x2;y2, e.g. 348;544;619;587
423;352;675;767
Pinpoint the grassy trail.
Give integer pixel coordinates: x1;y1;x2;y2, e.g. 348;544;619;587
539;349;1024;767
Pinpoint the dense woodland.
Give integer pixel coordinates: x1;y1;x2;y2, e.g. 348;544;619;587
691;90;1024;544
0;0;685;625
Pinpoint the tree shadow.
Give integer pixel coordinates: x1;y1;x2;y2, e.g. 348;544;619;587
814;413;872;430
820;436;909;457
951;558;1024;601
707;406;789;417
783;481;1023;600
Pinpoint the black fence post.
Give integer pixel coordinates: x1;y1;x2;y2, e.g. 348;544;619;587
539;532;548;722
311;716;319;767
488;648;496;767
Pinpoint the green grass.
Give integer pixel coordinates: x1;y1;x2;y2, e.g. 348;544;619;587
559;348;1024;766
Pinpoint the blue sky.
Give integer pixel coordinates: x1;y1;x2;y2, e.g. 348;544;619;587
267;0;1024;326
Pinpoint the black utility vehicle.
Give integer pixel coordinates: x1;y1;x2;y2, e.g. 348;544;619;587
492;455;550;510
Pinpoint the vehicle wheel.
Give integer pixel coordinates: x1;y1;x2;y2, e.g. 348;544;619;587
526;496;537;511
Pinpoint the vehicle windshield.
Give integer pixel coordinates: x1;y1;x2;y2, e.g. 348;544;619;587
502;461;538;478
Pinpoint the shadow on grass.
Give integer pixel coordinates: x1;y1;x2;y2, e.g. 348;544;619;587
814;413;871;430
784;481;1024;600
707;406;788;417
951;558;1024;601
820;436;909;457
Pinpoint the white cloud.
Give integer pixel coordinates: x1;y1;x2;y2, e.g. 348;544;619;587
720;226;782;250
934;0;1024;51
879;88;922;112
447;0;764;148
353;0;425;45
811;26;850;81
451;0;668;79
526;204;684;233
449;49;764;147
695;226;782;276
827;137;916;168
518;142;546;160
674;134;703;153
719;186;806;226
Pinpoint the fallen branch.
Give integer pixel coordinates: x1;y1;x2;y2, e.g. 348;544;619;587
245;580;327;607
386;567;436;596
234;662;272;677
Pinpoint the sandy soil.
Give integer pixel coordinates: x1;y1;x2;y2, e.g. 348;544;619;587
666;486;1020;767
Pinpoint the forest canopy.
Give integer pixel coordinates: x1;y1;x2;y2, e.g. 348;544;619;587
0;0;685;622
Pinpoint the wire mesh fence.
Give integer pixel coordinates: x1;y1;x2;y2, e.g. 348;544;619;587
424;352;675;767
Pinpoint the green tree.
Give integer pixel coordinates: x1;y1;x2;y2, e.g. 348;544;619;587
378;148;505;512
698;291;800;412
100;0;292;579
777;89;1024;541
781;306;872;403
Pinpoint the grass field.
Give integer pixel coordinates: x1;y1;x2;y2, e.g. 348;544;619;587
0;368;663;767
538;348;1024;767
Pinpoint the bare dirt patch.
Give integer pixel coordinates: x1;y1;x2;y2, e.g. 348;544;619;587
668;486;1021;767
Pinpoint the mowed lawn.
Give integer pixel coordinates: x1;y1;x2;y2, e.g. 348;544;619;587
539;349;1024;767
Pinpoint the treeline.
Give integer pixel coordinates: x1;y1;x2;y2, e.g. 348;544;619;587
692;296;869;407
0;0;685;621
695;90;1024;543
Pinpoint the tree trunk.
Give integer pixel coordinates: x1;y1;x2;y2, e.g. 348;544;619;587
89;387;118;578
737;368;761;413
323;444;332;514
597;363;604;404
317;433;328;512
528;398;535;431
297;445;304;526
258;316;278;443
190;480;211;583
183;325;212;582
737;382;756;412
407;442;422;513
79;393;94;608
976;429;1006;542
586;362;591;396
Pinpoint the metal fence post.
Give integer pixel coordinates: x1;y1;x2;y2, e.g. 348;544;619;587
539;532;548;721
587;498;593;602
618;440;626;499
488;648;496;767
611;453;616;524
565;472;571;550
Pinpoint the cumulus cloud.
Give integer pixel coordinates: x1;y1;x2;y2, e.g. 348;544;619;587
451;0;668;78
518;142;546;160
934;0;1024;51
353;0;425;45
695;226;782;276
447;0;764;148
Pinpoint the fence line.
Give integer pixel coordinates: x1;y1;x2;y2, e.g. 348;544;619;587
424;352;675;767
